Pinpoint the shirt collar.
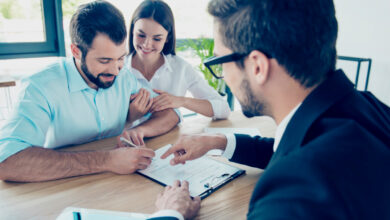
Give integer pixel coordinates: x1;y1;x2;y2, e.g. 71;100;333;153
161;54;173;72
273;103;301;152
127;53;173;81
66;58;90;93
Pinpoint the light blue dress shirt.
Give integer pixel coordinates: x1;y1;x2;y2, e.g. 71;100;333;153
0;58;149;163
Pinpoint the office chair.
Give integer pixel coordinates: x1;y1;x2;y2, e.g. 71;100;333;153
337;56;372;91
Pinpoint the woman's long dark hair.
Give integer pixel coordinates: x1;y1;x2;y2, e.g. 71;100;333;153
129;0;176;55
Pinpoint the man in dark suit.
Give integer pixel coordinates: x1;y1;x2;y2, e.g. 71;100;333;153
150;0;390;219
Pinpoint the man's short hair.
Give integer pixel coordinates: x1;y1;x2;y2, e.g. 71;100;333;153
70;0;127;56
208;0;338;87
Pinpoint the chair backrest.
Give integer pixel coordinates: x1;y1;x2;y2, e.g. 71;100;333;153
0;80;16;121
337;56;372;91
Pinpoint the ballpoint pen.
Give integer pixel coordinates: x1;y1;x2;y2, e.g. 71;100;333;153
73;211;81;220
119;137;139;148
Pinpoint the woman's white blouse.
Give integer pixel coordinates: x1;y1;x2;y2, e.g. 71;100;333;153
126;54;231;119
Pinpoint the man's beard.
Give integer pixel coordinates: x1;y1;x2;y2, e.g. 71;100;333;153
239;78;267;118
81;56;117;89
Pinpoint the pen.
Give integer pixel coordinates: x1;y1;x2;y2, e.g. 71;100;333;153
120;137;139;148
73;211;81;220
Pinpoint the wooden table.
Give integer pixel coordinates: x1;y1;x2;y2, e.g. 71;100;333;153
0;112;276;220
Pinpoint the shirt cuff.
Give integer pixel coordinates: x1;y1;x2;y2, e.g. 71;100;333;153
148;209;184;220
129;112;152;129
222;133;236;159
173;108;183;123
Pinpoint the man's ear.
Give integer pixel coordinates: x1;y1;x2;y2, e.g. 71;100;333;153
246;50;270;85
71;44;82;60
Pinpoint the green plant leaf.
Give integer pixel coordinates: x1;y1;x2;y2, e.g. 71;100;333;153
176;37;224;91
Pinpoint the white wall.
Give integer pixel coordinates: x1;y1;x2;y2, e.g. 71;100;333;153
334;0;390;105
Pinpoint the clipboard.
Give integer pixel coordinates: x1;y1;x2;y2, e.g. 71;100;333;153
137;144;245;199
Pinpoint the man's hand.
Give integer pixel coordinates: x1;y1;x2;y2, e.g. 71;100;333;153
107;147;155;174
155;180;201;219
128;88;153;123
118;127;146;147
151;89;185;112
161;134;227;165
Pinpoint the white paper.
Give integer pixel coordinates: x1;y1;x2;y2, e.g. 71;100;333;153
138;144;243;197
57;207;148;220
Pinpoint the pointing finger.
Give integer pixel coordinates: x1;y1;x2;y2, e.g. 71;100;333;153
161;145;177;159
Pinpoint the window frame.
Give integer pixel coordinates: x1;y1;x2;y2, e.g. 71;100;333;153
0;0;65;59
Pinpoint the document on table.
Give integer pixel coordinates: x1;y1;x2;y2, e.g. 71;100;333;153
57;207;148;220
204;127;261;155
138;144;245;199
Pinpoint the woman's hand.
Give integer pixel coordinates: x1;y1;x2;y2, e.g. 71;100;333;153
151;89;185;112
128;88;153;123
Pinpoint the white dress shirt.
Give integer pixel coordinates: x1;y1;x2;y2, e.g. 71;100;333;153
127;53;231;119
222;104;301;159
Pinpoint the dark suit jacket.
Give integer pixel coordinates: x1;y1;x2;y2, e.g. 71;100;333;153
148;217;178;220
148;69;390;220
231;69;390;219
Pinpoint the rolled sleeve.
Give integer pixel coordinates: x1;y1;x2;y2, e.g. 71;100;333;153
173;108;183;123
208;99;231;119
0;139;31;163
0;80;51;162
186;67;230;120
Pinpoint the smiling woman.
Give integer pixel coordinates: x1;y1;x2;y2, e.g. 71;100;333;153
125;0;231;122
0;0;180;184
0;0;220;121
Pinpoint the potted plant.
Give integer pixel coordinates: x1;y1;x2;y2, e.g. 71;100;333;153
176;38;227;96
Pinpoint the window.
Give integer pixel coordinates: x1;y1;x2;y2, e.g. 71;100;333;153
0;0;65;59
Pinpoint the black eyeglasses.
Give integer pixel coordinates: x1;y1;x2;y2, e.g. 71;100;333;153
204;53;248;79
